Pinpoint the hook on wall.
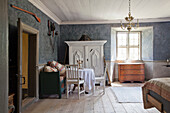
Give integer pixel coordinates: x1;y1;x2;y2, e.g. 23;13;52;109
47;20;59;53
47;20;58;37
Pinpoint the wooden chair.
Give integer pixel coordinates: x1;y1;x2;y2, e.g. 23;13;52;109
65;64;85;99
95;64;107;94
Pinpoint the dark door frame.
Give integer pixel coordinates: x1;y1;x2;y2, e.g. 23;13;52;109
17;18;39;113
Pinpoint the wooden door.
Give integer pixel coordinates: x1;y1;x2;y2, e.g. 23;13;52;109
87;46;104;76
17;18;39;112
17;18;23;113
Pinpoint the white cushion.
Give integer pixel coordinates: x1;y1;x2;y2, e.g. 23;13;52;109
44;66;58;72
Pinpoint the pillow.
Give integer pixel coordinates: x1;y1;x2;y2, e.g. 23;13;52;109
38;65;45;72
47;61;51;66
44;66;58;72
50;61;57;68
50;61;65;75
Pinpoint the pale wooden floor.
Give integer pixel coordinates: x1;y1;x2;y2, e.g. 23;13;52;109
23;82;160;113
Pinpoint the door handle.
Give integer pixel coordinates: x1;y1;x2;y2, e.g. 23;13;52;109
22;77;26;85
16;74;25;85
87;59;88;61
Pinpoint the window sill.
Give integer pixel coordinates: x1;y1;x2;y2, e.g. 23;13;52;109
115;60;144;64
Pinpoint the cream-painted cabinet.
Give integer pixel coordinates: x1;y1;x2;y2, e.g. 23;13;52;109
65;40;107;76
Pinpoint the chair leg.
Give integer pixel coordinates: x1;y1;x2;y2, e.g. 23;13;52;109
78;83;80;99
93;83;95;95
103;80;105;94
72;84;76;93
66;83;69;98
83;82;85;95
59;94;61;99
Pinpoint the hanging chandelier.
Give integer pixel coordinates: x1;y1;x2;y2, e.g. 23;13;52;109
121;0;139;31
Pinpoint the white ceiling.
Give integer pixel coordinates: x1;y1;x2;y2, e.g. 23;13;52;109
29;0;170;24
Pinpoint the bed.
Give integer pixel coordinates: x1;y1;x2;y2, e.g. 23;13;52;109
142;77;170;113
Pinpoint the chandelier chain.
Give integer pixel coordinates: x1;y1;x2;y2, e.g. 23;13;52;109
129;0;131;13
120;0;139;31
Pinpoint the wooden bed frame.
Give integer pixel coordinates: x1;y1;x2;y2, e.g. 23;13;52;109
147;94;163;112
142;87;169;113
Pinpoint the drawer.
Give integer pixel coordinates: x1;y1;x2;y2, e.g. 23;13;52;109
120;69;144;74
119;64;144;69
121;75;145;81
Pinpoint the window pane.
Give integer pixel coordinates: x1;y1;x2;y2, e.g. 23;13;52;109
117;32;127;46
129;48;139;60
129;33;139;46
117;48;126;60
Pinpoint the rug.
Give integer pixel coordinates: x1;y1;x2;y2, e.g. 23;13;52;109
111;87;143;103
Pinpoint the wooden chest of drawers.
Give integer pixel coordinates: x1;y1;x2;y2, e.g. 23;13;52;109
118;63;145;83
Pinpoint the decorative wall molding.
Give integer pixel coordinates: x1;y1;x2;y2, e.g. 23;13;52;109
28;0;61;24
60;18;170;25
106;60;169;81
106;60;167;63
36;63;46;66
142;60;167;62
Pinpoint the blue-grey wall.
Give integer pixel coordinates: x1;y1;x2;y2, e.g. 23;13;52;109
59;24;113;61
60;22;170;61
152;23;170;60
8;0;60;111
8;0;59;64
141;22;170;60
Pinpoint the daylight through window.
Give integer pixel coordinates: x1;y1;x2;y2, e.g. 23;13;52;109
116;32;141;60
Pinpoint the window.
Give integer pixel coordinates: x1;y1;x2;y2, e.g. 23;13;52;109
116;32;141;60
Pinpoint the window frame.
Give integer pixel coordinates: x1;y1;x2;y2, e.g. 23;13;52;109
116;31;142;61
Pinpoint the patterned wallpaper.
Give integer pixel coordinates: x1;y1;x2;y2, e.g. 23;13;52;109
8;0;60;64
59;24;112;62
60;22;170;61
152;22;170;60
8;0;170;63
